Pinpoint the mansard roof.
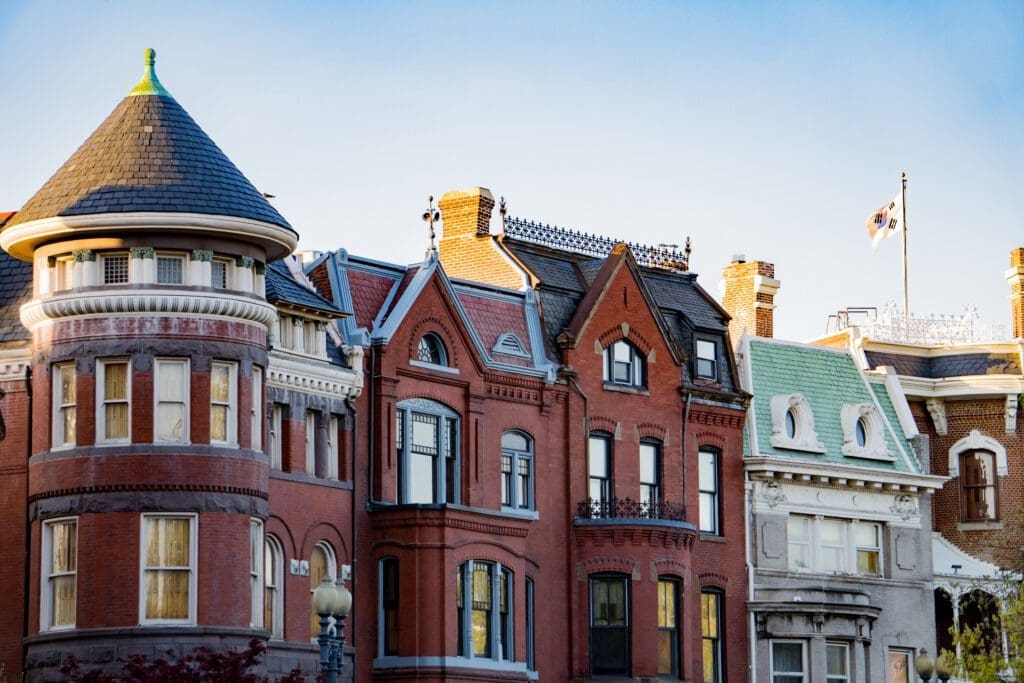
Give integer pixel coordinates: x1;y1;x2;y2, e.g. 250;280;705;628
6;50;291;232
743;337;919;474
0;242;32;346
265;260;345;317
863;348;1022;378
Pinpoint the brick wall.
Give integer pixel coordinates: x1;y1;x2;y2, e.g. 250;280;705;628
437;187;526;290
721;258;778;343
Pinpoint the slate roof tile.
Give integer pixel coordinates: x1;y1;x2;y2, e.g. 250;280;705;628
265;261;343;316
0;249;33;345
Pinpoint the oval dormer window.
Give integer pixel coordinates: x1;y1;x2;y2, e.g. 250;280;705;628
417;333;447;366
785;409;797;439
855;416;868;447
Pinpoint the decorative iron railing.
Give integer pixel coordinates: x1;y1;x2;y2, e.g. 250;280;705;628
503;216;690;272
576;497;687;522
826;300;1006;345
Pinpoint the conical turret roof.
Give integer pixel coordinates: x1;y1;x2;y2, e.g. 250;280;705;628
7;49;291;230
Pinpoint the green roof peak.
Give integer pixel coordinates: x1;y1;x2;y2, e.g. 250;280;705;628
127;48;172;98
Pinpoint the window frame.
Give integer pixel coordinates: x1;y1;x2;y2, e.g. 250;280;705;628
380;556;400;656
501;430;534;511
698;448;720;535
251;366;263;451
588;433;613;507
52;362;77;449
457;560;514;662
416;333;448;366
770;640;807;683
695;338;718;381
55;255;74;291
640;440;661;511
886;648;913;683
264;534;284;639
269;404;283;470
154;358;190;445
826;641;850;683
960;449;999;522
603;339;646;388
41;516;78;631
657;577;680;678
100;252;130;285
309;541;337;641
96;358;131;445
155;252;186;285
305;410;316;476
211;257;231;289
787;515;885;576
525;577;535;671
250;518;264;629
589;573;630;676
209;361;237;446
701;588;724;683
139;513;198;626
396;399;460;505
327;414;340;479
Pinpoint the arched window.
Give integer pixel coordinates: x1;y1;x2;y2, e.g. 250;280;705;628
417;333;447;366
457;560;514;661
264;535;284;639
309;542;337;641
603;340;645;388
396;398;460;504
961;450;998;522
501;431;534;510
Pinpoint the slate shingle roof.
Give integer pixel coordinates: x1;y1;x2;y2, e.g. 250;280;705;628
0;249;32;345
864;350;1022;378
265;261;344;316
347;268;401;330
457;289;535;367
7;90;291;230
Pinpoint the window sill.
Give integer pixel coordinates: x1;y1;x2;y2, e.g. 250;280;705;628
700;533;726;543
957;520;1003;531
602;382;649;396
269;470;353;490
409;359;460;375
499;506;540;521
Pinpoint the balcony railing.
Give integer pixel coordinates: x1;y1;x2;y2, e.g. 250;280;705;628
576;497;686;522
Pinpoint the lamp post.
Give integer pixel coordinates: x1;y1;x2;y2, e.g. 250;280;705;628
933;652;952;682
312;576;352;683
914;649;934;682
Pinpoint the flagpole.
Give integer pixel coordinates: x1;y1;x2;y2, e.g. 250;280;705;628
901;171;908;342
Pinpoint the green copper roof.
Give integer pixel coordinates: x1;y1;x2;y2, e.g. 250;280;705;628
127;48;172;98
744;339;917;473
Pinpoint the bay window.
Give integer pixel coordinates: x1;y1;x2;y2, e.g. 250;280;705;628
52;362;76;448
210;361;237;445
396;399;459;504
42;518;77;630
787;515;883;576
154;358;188;444
657;578;679;678
701;589;723;682
771;641;806;683
457;560;513;661
140;514;196;624
501;431;534;510
97;359;130;443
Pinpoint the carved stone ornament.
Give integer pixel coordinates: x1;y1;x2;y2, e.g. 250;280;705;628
926;398;947;436
890;493;918;521
760;480;787;509
1005;394;1018;435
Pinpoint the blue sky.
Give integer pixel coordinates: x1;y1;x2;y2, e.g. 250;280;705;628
2;1;1023;340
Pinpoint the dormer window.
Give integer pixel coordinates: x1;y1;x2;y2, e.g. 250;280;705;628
417;334;447;366
695;339;717;381
770;394;825;453
603;340;645;388
840;403;892;460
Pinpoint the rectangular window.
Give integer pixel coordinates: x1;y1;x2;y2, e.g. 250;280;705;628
640;441;660;510
97;359;130;443
525;577;535;671
211;258;229;289
381;557;399;656
887;649;912;683
826;642;850;683
856;522;881;575
701;590;723;683
250;519;263;628
397;403;459;504
277;315;292;350
788;516;884;575
251;367;263;451
264;536;283;639
52;362;76;448
156;254;184;284
588;435;611;506
56;256;74;291
101;253;129;285
961;451;998;521
771;641;806;683
42;518;77;630
590;575;629;675
304;321;318;355
657;578;679;677
305;410;316;476
210;361;237;445
696;339;718;380
699;449;720;534
269;404;283;469
787;516;811;570
327;415;339;479
140;514;196;624
819;518;845;571
154;359;188;444
501;454;513;506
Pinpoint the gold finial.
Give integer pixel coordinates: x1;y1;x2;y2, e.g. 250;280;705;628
144;48;156;66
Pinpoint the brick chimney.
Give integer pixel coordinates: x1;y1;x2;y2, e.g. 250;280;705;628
1006;248;1024;339
721;255;780;343
437;187;528;290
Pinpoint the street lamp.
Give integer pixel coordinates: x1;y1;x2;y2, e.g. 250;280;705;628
312;576;352;683
914;649;934;682
934;652;952;682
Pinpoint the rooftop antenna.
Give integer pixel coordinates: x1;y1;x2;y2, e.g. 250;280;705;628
499;196;508;232
684;237;692;270
422;195;440;258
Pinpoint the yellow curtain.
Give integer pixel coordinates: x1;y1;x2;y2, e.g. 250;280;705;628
51;521;77;626
144;518;190;620
104;363;128;439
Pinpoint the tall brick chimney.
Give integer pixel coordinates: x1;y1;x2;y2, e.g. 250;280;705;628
437;187;528;290
1006;248;1024;339
721;255;780;343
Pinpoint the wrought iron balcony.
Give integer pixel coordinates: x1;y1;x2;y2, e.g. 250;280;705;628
576;497;686;522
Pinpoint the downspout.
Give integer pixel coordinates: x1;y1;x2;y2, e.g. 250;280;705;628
746;479;756;683
21;370;33;662
566;373;589;677
682;391;692;517
345;394;359;682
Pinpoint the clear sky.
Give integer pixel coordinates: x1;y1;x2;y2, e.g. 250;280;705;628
2;1;1022;341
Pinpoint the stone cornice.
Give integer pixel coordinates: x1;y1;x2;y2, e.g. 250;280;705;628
895;373;1024;399
267;350;362;399
0;348;31;380
0;212;298;262
745;455;947;492
20;290;278;330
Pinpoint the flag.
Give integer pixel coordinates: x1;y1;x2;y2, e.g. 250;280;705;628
865;194;904;249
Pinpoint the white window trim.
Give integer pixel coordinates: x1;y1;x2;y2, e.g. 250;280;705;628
269;404;283;470
305;410;316;476
100;252;130;285
787;515;883;577
840;403;893;460
825;641;850;683
327;415;340;479
139;513;198;626
41;516;77;631
251;367;263;451
501;431;535;511
96;358;131;445
154;358;190;445
770;639;807;683
250;518;264;629
210;361;238;446
948;428;1008;477
769;394;825;453
265;534;284;639
52;362;76;450
155;252;187;285
695;338;718;381
211;257;232;289
55;255;74;291
698;448;720;535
